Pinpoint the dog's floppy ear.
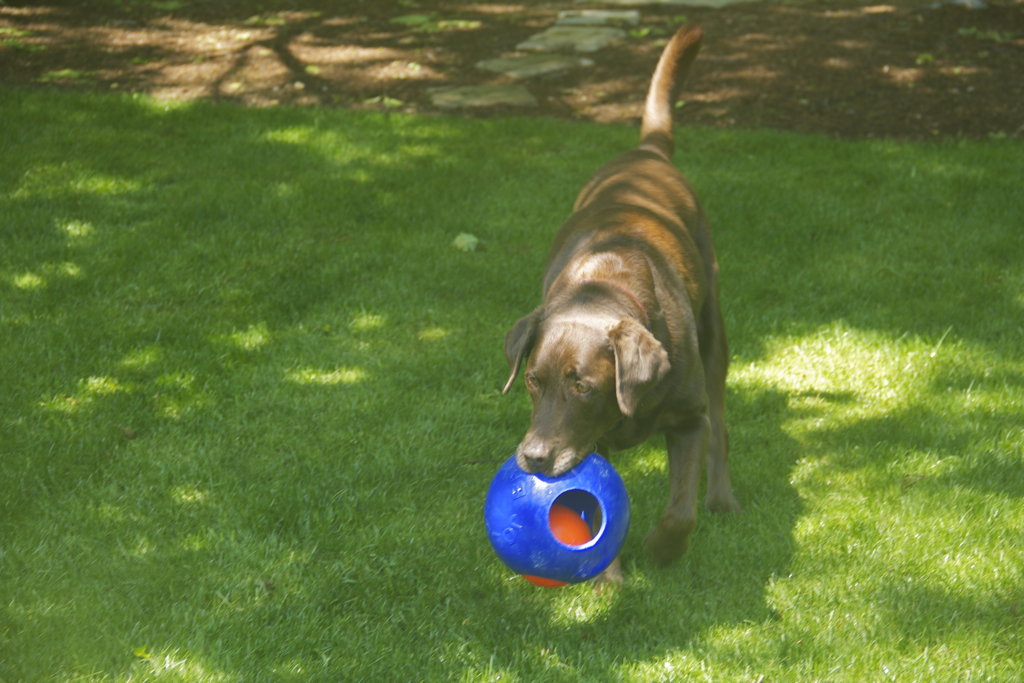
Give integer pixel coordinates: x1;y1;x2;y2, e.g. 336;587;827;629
503;308;543;395
608;318;670;416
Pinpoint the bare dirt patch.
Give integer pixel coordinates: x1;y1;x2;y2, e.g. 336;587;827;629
2;0;1022;139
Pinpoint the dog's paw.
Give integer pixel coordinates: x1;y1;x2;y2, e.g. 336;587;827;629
645;513;695;566
591;557;624;593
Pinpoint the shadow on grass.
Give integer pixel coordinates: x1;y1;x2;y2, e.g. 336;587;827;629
2;87;1023;680
0;86;608;680
878;581;1024;646
798;400;1024;502
700;130;1024;369
435;383;802;680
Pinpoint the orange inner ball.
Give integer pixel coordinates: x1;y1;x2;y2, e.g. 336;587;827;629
548;503;594;546
522;503;593;588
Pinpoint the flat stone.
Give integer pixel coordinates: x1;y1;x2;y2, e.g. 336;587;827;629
555;9;640;26
476;53;595;79
516;26;627;53
429;84;537;108
576;0;760;6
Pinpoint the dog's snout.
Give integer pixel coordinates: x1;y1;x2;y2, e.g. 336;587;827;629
518;433;588;477
518;436;553;471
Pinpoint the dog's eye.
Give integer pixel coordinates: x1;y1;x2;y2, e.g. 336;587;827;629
575;381;590;394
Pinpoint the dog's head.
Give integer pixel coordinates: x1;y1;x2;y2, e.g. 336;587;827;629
503;301;670;476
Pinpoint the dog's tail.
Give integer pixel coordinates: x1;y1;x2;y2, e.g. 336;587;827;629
639;25;704;158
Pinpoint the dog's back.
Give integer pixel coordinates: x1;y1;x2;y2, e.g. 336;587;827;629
543;26;714;311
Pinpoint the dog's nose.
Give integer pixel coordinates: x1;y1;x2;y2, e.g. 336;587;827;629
518;437;553;471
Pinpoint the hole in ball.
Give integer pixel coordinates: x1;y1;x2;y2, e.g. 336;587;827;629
549;490;603;547
523;490;605;587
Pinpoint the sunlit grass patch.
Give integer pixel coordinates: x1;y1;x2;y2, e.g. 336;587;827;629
40;375;133;415
350;312;385;331
222;323;271;351
724;319;1024;680
10;271;46;290
13;163;143;200
64;219;96;243
286;366;367;385
5;262;83;291
38;68;97;83
417;326;450;341
119;345;162;370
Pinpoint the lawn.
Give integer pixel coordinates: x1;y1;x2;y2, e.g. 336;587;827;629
1;87;1022;682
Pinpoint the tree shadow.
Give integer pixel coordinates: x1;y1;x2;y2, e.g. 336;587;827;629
877;580;1024;647
0;90;593;679
799;397;1024;501
2;89;1023;680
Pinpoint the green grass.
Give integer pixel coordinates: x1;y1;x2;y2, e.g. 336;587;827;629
1;87;1022;682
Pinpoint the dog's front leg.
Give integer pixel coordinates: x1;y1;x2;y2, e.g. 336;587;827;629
591;556;624;592
646;415;708;565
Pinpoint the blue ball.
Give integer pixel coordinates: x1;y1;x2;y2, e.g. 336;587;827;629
484;453;630;585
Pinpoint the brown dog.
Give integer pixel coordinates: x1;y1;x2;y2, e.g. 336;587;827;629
502;26;740;585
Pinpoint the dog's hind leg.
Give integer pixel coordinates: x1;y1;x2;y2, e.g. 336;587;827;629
701;302;741;514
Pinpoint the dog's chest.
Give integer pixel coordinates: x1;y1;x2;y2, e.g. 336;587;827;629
599;416;658;453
